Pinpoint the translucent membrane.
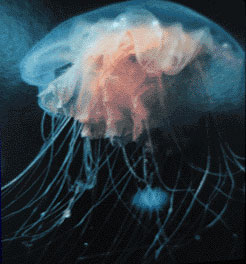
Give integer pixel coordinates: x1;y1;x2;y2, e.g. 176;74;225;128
20;0;244;142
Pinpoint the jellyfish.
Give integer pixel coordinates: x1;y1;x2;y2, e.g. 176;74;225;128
2;0;245;263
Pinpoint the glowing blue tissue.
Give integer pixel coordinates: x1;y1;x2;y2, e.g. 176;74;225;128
132;187;168;212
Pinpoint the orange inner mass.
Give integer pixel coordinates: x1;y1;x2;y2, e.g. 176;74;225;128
73;25;202;141
77;28;164;141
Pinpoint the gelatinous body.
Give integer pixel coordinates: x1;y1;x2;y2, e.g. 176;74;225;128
2;1;245;264
20;0;244;142
132;186;168;212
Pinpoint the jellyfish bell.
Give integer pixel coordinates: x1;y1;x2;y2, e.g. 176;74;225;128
3;0;245;263
19;0;244;146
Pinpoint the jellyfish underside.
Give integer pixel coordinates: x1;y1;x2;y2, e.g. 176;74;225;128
38;14;215;143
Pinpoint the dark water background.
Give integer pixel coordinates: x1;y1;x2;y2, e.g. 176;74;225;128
1;1;245;264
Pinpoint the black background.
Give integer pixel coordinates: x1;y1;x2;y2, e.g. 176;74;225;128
1;1;245;264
